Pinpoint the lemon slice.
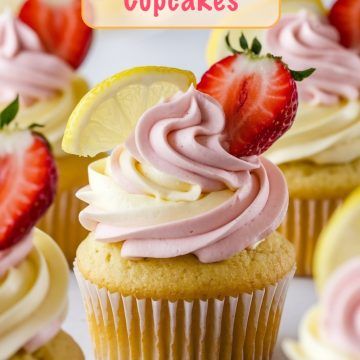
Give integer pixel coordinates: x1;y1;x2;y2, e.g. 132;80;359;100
62;66;196;157
206;0;326;66
314;186;360;291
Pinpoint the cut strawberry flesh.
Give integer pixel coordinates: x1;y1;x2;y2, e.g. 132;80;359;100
0;134;57;249
198;55;298;157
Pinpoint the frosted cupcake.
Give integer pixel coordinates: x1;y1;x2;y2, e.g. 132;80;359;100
207;2;360;276
264;8;360;276
65;37;313;357
0;6;94;263
0;100;83;359
283;257;360;359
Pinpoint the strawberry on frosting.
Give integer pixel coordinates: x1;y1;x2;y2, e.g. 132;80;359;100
76;37;314;263
197;34;313;157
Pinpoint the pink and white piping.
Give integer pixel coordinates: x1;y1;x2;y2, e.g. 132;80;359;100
0;11;73;106
78;87;289;263
266;10;360;106
321;258;360;356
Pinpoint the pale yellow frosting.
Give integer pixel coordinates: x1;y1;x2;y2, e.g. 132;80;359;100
0;229;69;360
283;306;358;360
266;101;360;165
3;77;88;158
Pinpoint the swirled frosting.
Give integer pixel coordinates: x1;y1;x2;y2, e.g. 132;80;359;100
266;10;360;106
262;10;360;165
0;11;87;157
0;229;69;359
77;87;288;263
283;258;360;360
0;11;73;106
321;258;360;356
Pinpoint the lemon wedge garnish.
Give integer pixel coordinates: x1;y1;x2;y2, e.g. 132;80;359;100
62;66;196;157
314;186;360;291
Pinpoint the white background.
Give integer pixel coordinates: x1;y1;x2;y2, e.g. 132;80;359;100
63;29;319;359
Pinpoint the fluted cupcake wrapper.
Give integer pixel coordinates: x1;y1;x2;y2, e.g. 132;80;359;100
278;197;343;277
38;186;87;265
74;264;295;360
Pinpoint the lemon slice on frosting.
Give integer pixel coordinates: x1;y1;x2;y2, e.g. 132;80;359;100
62;66;196;157
206;0;326;66
314;186;360;291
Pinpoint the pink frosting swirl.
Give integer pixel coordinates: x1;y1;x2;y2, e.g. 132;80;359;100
0;11;73;106
321;258;360;356
266;11;360;105
85;87;289;262
0;232;33;277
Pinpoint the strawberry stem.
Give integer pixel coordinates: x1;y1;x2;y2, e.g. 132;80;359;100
225;33;241;54
225;34;316;82
240;33;249;51
290;68;316;81
250;38;262;55
0;96;19;130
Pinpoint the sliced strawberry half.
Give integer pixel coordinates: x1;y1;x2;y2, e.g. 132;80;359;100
197;35;314;157
19;0;93;69
329;0;360;53
0;98;57;250
0;133;57;250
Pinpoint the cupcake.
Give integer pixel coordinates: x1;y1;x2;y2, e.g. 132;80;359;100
207;0;360;276
65;38;308;358
0;99;83;359
0;1;95;264
283;257;360;359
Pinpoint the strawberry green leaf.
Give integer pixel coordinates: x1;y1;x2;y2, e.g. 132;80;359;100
251;38;262;55
0;96;19;129
240;33;249;51
291;68;316;81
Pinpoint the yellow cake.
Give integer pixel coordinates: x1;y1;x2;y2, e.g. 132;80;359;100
278;159;360;275
76;233;295;360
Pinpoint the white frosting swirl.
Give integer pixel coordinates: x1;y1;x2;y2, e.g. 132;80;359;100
266;101;360;164
0;229;69;359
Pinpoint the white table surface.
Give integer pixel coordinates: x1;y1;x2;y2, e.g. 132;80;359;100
65;29;319;359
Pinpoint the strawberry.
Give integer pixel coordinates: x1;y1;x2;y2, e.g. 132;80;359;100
19;0;93;69
0;97;57;250
197;35;315;157
329;0;360;53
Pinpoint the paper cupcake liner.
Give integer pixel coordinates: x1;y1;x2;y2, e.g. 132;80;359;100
74;265;295;360
278;197;343;277
37;155;92;264
37;186;87;264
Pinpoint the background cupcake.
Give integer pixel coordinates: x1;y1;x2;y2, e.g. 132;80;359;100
206;0;360;276
0;0;95;263
0;99;83;359
283;258;360;359
62;38;311;356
